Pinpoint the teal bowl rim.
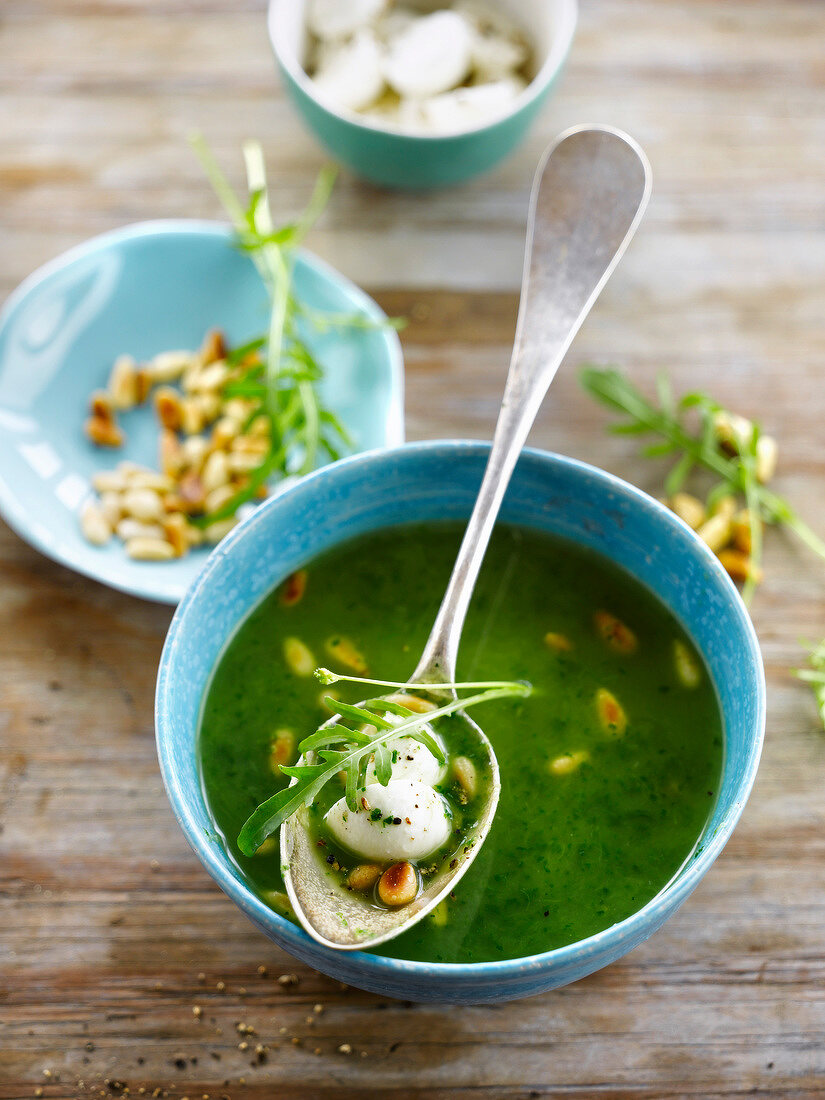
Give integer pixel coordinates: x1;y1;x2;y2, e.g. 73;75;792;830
268;0;579;141
156;440;766;983
0;219;404;602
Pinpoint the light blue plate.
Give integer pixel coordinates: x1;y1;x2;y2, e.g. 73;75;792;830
156;442;765;1003
0;221;404;603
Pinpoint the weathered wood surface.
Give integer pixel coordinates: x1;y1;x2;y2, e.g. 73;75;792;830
2;1;825;1097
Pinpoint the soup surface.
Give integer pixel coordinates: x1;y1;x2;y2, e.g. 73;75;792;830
199;523;723;964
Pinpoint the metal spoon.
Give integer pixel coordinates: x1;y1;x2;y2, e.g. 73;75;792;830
282;125;652;950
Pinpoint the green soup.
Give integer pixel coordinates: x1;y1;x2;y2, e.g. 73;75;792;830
199;523;723;964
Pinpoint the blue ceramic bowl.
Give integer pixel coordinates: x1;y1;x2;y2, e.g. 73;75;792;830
156;442;765;1002
0;221;403;603
268;0;578;189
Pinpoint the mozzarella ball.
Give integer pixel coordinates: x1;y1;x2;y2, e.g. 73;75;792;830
420;77;526;133
308;0;388;41
366;733;446;786
312;29;385;112
324;780;452;861
384;11;474;99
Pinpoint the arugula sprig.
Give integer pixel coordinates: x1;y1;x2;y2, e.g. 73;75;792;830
237;672;532;857
794;641;825;730
580;367;825;603
188;136;366;525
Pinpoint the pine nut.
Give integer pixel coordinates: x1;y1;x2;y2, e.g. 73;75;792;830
544;631;572;652
347;864;383;893
594;611;638;655
85;415;123;447
430;900;449;926
178;472;206;513
192;361;229;393
718;548;763;584
384;692;436;714
280;570;308;607
211;417;239;449
196;391;222;423
162;514;189;557
205;484;236;515
378;862;418;907
254;836;278;857
200;328;226;365
80;502;112;545
99;490;122;527
147;350;192;383
673;639;702;689
669;492;705;530
90;390;116;420
108;355;139;410
324;636;368;674
125;536;175;561
116;518;166;541
129;470;174;493
180;396;206;436
452;755;477;800
92;470;130;493
756;435;778;484
732;510;758;555
696;512;732;553
159;429;184;477
228;451;264;475
284;637;316;677
202;450;229;494
549;750;589;776
122;487;163;522
181;436;209;472
596;687;627;737
713;410;753;453
269;729;296;771
710;494;737;521
154;387;183;431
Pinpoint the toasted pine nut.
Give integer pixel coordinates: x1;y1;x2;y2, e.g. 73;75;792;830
129;470;174;493
200;328;226;365
191;360;229;393
696;512;732;553
116;518;166;541
732;510;758;555
249;416;271;439
134;367;152;404
452;756;477;800
284;637;315;677
184;521;204;547
280;570;308;607
669;492;706;530
98;490;122;527
224;398;255;422
231;434;270;457
324;636;368;675
596;687;627;737
108;355;139;410
262;889;293;917
756;435;778;484
202;450;230;494
269;728;296;771
549;750;589;776
162;514;189;557
80;501;112;545
718;548;763;585
673;639;702;689
347;864;383;893
254;836;278;857
377;862;418;907
159;429;184;477
205;484;236;515
122;487;163;522
594;611;638;655
147;350;192;383
90;390;116;421
544;631;573;653
85;415;123;447
228;451;265;476
202;516;238;543
154;386;183;431
384;692;436;714
125;536;175;561
713;410;753;453
196;391;222;423
430;900;449;927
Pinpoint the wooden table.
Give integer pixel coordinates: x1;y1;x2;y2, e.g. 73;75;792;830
3;1;825;1096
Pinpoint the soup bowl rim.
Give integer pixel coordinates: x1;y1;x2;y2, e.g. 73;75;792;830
156;439;765;984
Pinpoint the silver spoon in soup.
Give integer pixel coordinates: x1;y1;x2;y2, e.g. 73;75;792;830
253;126;651;950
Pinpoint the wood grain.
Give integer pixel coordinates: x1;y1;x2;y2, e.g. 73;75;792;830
2;1;825;1097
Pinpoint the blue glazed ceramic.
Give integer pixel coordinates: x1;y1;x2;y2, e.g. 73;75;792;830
0;221;404;604
268;0;578;189
156;442;765;1003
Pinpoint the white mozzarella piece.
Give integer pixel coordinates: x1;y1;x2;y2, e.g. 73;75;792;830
308;0;388;41
470;32;529;81
420;77;526;133
383;11;474;99
311;29;386;112
324;780;452;862
366;733;446;786
374;6;418;43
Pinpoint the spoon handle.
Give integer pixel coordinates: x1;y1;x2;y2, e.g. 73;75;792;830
411;125;652;686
